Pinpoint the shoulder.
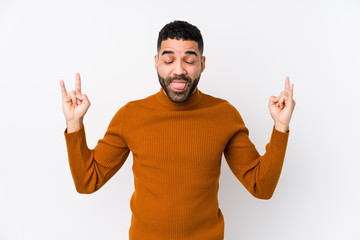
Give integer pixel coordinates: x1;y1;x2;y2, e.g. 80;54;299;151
201;91;228;104
123;91;159;110
200;91;237;112
108;91;158;116
201;91;245;123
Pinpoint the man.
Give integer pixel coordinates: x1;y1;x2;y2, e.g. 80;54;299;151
60;20;295;240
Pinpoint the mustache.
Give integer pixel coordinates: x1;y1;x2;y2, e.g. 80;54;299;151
166;75;192;83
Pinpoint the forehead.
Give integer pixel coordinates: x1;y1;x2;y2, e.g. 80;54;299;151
159;39;199;55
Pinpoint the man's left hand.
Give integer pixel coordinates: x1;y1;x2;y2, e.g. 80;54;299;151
268;76;296;133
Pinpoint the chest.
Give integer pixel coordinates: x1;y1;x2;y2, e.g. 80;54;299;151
125;110;233;176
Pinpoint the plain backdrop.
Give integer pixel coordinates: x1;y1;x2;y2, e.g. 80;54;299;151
0;0;359;239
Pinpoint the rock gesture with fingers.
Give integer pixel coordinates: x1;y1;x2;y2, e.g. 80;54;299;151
60;73;91;131
269;76;296;133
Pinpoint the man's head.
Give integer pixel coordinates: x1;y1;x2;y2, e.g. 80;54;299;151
155;20;206;103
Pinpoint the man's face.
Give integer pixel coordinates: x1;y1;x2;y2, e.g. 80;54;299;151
155;38;206;103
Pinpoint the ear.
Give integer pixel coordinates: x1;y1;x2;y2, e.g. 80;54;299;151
154;54;158;70
200;56;206;73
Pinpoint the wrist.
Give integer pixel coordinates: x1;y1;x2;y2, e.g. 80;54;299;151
66;119;83;133
274;122;289;133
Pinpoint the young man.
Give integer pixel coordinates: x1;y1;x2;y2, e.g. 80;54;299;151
60;20;295;240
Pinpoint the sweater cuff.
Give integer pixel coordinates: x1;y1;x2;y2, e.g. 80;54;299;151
270;124;289;148
63;124;86;145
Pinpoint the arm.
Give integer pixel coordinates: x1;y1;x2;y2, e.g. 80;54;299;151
224;76;294;199
60;73;131;194
223;108;289;199
63;103;130;194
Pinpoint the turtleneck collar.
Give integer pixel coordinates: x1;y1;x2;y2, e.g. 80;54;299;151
155;87;203;111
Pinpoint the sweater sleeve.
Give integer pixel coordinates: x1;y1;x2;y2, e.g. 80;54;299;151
223;103;289;199
63;103;131;194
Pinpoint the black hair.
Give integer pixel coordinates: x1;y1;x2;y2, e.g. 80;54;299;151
157;20;204;55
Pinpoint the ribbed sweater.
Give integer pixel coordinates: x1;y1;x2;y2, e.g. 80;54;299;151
63;87;289;240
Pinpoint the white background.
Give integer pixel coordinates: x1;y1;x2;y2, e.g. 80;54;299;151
0;0;359;239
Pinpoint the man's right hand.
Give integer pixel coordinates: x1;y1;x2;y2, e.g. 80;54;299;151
60;73;91;133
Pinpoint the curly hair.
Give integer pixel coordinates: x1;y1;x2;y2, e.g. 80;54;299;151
157;20;204;55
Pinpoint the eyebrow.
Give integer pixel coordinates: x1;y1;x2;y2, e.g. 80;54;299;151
161;50;174;56
185;50;198;56
161;50;198;56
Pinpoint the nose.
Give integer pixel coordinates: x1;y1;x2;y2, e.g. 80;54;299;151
173;61;187;75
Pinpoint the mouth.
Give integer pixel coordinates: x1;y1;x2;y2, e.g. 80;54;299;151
170;81;187;92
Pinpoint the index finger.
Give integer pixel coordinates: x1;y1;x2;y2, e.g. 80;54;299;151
60;80;68;98
290;83;294;97
75;72;81;94
285;76;290;92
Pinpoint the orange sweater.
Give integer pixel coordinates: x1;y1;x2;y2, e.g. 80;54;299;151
64;87;289;240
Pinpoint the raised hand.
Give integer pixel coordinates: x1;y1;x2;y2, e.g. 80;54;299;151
268;76;296;132
60;73;91;123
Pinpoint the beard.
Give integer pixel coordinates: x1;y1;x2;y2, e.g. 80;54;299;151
157;72;201;103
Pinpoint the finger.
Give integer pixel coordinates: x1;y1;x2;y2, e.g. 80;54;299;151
277;96;283;108
79;94;90;104
290;83;294;98
76;93;82;105
76;93;89;105
270;96;278;101
278;95;287;109
278;92;289;106
77;94;87;101
269;96;278;105
280;90;289;97
285;76;290;92
60;80;68;98
69;91;78;106
283;94;291;108
275;99;280;107
75;73;81;95
271;96;281;107
80;94;90;106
